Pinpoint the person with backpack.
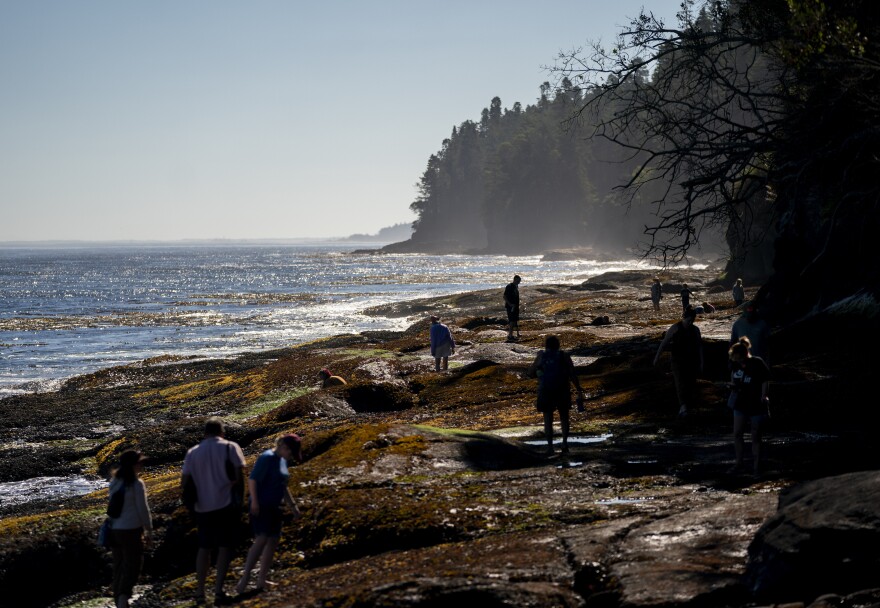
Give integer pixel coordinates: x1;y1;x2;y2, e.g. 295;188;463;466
181;418;247;605
527;335;586;455
653;305;704;417
107;449;153;608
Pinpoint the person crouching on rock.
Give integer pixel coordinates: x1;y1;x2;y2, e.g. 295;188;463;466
429;315;455;372
727;337;771;478
108;449;153;608
236;434;302;596
527;335;585;455
318;368;346;388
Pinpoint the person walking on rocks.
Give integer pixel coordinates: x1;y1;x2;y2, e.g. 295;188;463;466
181;418;247;605
727;337;771;478
650;277;663;312
107;450;153;608
680;283;695;313
527;335;585;455
654;306;704;418
235;434;302;596
429;315;455;371
732;278;745;307
504;274;522;341
730;303;771;364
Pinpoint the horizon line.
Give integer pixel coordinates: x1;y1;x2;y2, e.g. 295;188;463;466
0;236;407;247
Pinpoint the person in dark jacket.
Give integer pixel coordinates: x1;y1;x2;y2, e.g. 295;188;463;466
504;275;522;341
650;277;662;312
680;283;695;312
527;335;585;455
654;306;704;417
727;337;771;478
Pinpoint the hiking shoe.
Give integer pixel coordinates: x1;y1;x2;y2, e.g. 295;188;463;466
560;444;570;455
214;591;233;606
677;405;688;417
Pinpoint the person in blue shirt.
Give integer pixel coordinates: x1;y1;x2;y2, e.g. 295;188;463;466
235;434;302;595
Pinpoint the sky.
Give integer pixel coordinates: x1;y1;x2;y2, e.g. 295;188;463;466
0;1;683;242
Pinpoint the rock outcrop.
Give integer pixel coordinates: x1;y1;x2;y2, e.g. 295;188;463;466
1;270;879;608
746;471;880;603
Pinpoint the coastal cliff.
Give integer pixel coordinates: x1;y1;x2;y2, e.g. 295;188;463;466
1;270;878;608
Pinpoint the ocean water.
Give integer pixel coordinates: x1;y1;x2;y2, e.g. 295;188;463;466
0;244;653;398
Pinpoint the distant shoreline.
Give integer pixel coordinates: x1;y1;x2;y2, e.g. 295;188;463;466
0;238;396;248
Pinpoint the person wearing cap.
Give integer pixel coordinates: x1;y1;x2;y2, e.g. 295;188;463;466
504;274;522;341
235;434;302;595
429;315;455;371
318;368;346;388
108;449;153;608
654;305;704;418
181;418;247;605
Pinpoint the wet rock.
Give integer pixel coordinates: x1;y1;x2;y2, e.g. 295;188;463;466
572;281;619;292
746;471;880;602
265;532;585;608
459;316;508;330
258;392;356;425
604;493;776;607
812;588;880;608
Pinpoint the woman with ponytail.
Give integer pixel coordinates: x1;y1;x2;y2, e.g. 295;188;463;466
107;449;153;608
727;337;771;478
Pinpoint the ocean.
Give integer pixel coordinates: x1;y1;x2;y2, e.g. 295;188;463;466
0;244;653;399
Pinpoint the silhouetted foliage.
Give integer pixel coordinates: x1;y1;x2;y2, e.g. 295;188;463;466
551;0;880;317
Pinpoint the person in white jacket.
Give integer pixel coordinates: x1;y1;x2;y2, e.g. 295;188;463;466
107;449;153;608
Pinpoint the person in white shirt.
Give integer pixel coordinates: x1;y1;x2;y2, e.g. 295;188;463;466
181;418;246;605
107;449;152;608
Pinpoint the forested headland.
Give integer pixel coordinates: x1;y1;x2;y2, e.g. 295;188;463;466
388;84;684;258
391;0;880;327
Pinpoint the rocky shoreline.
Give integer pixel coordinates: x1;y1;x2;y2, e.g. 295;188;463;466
1;269;878;608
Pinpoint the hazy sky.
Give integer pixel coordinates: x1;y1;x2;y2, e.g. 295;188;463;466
0;1;682;242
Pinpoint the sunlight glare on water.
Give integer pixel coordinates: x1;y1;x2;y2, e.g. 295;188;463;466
0;245;656;397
